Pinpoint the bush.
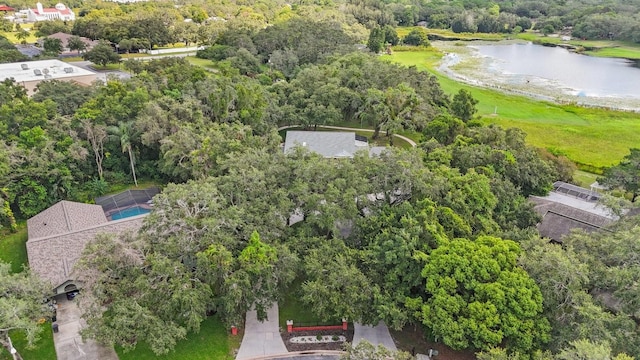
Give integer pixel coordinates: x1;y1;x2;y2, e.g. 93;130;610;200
316;334;323;341
196;45;237;61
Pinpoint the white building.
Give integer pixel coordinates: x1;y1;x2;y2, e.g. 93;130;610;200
27;2;74;22
0;60;98;95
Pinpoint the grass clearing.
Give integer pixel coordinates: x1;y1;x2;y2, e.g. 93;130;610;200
585;46;640;59
0;323;56;360
387;49;640;170
185;56;216;69
0;223;28;273
573;170;600;188
116;315;236;360
1;30;38;44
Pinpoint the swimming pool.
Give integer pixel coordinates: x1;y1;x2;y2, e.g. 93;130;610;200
110;206;151;220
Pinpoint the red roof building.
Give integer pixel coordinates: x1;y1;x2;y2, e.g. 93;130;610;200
0;4;15;11
27;2;75;21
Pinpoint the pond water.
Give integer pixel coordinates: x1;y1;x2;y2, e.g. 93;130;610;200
472;42;640;100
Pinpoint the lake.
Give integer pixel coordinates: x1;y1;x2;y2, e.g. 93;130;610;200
472;42;640;100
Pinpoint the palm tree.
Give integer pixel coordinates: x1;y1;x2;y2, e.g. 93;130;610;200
108;122;138;187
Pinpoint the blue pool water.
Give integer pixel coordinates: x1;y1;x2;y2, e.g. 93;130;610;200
110;206;151;220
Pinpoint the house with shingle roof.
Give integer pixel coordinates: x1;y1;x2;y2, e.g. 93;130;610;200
26;200;145;295
530;181;616;242
42;32;98;54
284;131;385;158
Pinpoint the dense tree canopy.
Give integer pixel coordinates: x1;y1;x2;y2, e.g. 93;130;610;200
2;5;635;353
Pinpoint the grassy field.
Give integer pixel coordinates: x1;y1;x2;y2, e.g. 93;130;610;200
0;323;56;360
116;316;238;360
0;30;38;44
0;224;28;273
185;56;217;69
388;49;640;170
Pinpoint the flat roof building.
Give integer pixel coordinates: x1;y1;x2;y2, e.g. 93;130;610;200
0;59;98;95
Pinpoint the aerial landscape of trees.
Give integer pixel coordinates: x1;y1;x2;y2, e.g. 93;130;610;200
1;0;640;358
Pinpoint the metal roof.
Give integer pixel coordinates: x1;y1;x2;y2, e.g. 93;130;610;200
284;131;357;158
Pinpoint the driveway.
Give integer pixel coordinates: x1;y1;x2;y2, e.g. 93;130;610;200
352;322;397;351
236;303;288;360
53;296;118;360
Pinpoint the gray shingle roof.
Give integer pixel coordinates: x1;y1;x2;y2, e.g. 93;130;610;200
530;196;614;241
27;200;107;240
26;200;146;289
284;131;356;158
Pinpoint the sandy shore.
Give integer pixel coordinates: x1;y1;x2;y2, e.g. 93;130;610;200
432;40;640;112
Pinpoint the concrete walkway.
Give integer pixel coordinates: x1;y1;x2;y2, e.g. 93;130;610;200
53;296;119;360
353;322;397;351
277;125;418;147
236;303;288;360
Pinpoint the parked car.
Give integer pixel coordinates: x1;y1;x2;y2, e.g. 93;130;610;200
66;290;79;300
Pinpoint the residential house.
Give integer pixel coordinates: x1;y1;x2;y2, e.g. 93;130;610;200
42;32;98;54
284;131;385;158
26;189;158;295
530;181;616;242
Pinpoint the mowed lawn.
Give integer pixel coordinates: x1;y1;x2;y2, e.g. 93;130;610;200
388;50;640;169
116;315;238;360
0;324;56;360
0;224;28;273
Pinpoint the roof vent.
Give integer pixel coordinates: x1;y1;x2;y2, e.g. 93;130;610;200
21;64;29;70
64;67;73;73
42;68;49;75
33;69;42;76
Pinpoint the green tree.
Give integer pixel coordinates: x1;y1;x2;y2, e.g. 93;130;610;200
598;149;640;202
417;236;550;354
557;340;634;360
117;39;133;54
83;41;121;67
403;27;430;46
33;80;95;116
15;29;30;44
43;37;63;55
451;89;479;121
301;239;377;323
382;25;399;46
67;36;87;54
108;121;137;186
75;234;210;356
367;26;385;53
0;262;51;359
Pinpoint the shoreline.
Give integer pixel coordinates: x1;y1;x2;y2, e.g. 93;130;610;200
431;40;640;113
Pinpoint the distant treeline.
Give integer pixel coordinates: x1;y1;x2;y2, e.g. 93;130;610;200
346;0;640;42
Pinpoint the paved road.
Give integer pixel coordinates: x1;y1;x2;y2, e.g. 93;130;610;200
277;125;417;147
352;322;397;351
236;303;288;360
53;296;118;360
